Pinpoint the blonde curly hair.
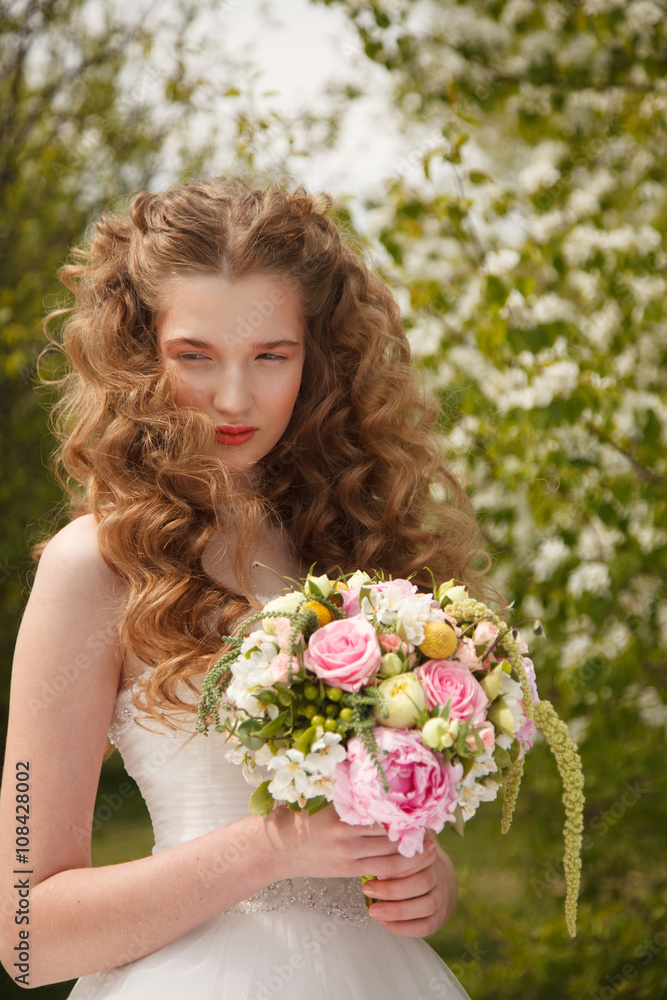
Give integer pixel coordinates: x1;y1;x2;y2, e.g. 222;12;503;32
34;175;494;725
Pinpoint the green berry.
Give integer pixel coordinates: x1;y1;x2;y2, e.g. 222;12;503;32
324;718;339;732
304;683;319;701
326;687;344;702
325;703;338;717
302;704;317;719
311;714;325;727
339;707;354;722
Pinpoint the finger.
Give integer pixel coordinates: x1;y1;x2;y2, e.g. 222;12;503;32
364;863;438;902
360;841;436;879
369;888;442;924
374;840;437;877
376;910;446;938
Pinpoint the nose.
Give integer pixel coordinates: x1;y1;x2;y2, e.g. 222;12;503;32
212;366;253;417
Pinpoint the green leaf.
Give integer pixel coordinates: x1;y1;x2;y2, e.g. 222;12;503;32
255;710;290;739
248;781;275;818
451;806;466;838
305;795;330;815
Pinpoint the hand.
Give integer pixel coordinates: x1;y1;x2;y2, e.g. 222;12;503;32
362;830;458;938
265;803;429;882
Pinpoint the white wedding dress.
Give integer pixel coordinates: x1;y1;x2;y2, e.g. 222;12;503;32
68;649;471;999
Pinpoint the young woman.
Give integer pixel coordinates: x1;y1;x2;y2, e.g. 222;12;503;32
0;177;492;998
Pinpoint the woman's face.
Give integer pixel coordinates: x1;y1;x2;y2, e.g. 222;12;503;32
157;273;305;476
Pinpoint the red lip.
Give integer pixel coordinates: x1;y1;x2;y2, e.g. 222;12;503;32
215;425;257;446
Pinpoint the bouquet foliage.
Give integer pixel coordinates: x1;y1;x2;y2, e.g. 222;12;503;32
197;570;584;935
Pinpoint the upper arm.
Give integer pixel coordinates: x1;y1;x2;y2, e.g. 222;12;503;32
0;514;126;898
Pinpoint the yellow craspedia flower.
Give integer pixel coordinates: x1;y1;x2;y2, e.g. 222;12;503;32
419;622;458;659
302;600;333;626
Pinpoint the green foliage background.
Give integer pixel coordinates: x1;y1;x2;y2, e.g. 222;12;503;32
1;2;665;998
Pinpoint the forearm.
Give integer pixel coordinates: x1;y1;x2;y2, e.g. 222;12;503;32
9;814;280;988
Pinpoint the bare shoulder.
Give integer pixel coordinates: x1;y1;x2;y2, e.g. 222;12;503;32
0;516;128;892
36;513;124;596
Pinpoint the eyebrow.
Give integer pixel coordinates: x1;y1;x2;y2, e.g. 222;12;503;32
163;336;301;350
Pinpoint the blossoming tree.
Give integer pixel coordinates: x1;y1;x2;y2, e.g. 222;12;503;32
313;1;666;996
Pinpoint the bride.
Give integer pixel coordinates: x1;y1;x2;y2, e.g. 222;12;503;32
0;176;493;998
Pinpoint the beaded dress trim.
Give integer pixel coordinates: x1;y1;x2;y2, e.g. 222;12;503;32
107;673;373;927
225;877;372;926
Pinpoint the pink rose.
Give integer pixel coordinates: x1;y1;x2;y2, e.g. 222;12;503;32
303;615;382;692
466;720;496;753
414;660;489;725
456;636;481;671
269;652;298;684
378;633;410;656
332;726;464;857
273;617;301;653
340;587;361;617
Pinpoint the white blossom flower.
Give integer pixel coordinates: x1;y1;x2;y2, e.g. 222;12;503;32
224;744;266;788
559;633;595;671
482;248;520;276
532;537;571;581
517;142;566;194
266;748;311;803
392;593;437;645
407;314;446;358
566;561;612;598
456;753;500;820
576;520;624;562
567;716;591;745
635;687;667;733
226;634;280;717
581;300;622;351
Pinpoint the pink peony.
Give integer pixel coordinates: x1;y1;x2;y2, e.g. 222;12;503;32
413;660;489;725
332;726;463;857
522;657;540;704
303;615;382;692
516;657;539;751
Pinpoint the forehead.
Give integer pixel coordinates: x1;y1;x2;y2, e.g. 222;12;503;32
157;272;305;343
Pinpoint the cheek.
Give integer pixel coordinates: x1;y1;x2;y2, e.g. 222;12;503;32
272;371;302;420
165;365;202;409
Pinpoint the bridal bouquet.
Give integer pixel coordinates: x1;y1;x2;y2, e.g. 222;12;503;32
197;570;584;935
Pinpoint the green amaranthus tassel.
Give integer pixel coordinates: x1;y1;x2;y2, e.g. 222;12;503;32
534;700;585;938
500;755;524;835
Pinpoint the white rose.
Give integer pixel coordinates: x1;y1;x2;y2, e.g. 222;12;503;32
263;592;304;615
374;673;426;729
305;574;333;599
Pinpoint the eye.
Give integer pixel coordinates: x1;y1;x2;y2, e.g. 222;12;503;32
177;352;210;361
257;352;287;361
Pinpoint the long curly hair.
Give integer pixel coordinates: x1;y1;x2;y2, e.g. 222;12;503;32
34;175;494;726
